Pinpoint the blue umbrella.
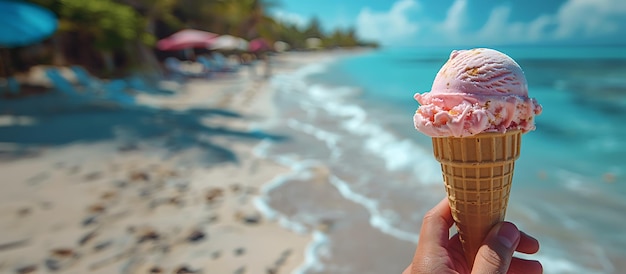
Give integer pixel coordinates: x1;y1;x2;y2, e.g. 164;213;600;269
0;0;58;47
0;1;57;90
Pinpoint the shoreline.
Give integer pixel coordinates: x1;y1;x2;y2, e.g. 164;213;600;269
0;49;366;274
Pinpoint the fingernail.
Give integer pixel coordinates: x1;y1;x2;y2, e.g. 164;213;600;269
497;223;520;249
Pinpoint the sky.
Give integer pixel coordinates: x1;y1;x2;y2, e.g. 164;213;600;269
270;0;626;47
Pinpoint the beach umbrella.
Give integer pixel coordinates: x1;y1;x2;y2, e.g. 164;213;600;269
0;0;58;48
248;38;272;53
209;35;248;51
306;37;322;50
0;1;58;79
273;41;290;53
156;29;218;51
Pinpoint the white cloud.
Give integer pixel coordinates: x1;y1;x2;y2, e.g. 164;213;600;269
553;0;626;38
439;0;468;35
277;0;626;46
440;0;626;45
272;10;308;28
356;0;420;44
475;6;544;44
526;15;554;41
477;6;510;40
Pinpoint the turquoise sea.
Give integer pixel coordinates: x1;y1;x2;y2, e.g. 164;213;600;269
256;46;626;273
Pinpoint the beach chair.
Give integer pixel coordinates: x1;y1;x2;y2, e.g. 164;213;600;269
164;57;208;79
210;53;238;72
103;79;133;105
164;57;183;80
0;77;20;97
126;75;175;95
196;56;213;73
69;66;134;105
45;68;81;96
71;66;97;89
44;68;101;111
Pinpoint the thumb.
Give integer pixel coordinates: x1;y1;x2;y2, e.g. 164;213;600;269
471;222;520;274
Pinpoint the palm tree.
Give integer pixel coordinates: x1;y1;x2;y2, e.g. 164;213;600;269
201;0;278;40
27;0;149;73
120;0;183;74
122;0;181;34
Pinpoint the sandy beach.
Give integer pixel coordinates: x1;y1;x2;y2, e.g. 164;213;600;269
0;51;347;274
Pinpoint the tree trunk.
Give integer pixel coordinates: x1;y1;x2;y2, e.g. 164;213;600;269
130;41;164;78
51;36;67;66
101;50;115;73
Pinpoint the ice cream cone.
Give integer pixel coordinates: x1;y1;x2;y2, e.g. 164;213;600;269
431;130;521;267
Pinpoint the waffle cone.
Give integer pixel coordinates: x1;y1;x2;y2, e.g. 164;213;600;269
432;130;521;268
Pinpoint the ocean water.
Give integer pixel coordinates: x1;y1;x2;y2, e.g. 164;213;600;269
255;47;626;274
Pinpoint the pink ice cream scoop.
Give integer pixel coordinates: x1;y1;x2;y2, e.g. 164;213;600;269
414;48;542;137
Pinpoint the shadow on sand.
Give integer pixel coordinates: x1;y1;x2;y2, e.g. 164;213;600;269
0;93;287;164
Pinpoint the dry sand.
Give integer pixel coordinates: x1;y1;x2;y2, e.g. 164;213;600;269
0;51;342;274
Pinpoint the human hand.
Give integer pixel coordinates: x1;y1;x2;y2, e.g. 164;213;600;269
403;198;542;274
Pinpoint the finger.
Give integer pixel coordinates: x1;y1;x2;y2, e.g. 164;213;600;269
408;198;456;274
508;257;543;274
471;222;520;274
417;198;454;248
516;231;540;254
447;234;470;270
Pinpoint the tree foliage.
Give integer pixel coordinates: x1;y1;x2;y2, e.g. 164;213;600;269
61;0;152;49
303;17;323;39
24;0;378;73
31;0;153;49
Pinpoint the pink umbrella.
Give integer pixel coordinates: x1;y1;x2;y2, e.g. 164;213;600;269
156;29;218;51
248;38;272;52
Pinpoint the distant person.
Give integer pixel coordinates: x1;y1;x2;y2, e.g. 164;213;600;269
241;53;257;79
262;52;271;79
403;198;542;274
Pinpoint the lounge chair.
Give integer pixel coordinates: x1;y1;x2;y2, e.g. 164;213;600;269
104;79;133;105
44;68;102;111
126;75;175;95
209;53;238;72
0;77;20;97
196;56;214;74
165;57;209;79
71;66;96;88
69;66;134;105
45;68;81;96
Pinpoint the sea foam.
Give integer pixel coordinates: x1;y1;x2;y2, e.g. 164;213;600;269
328;175;419;243
307;84;441;184
292;230;329;274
